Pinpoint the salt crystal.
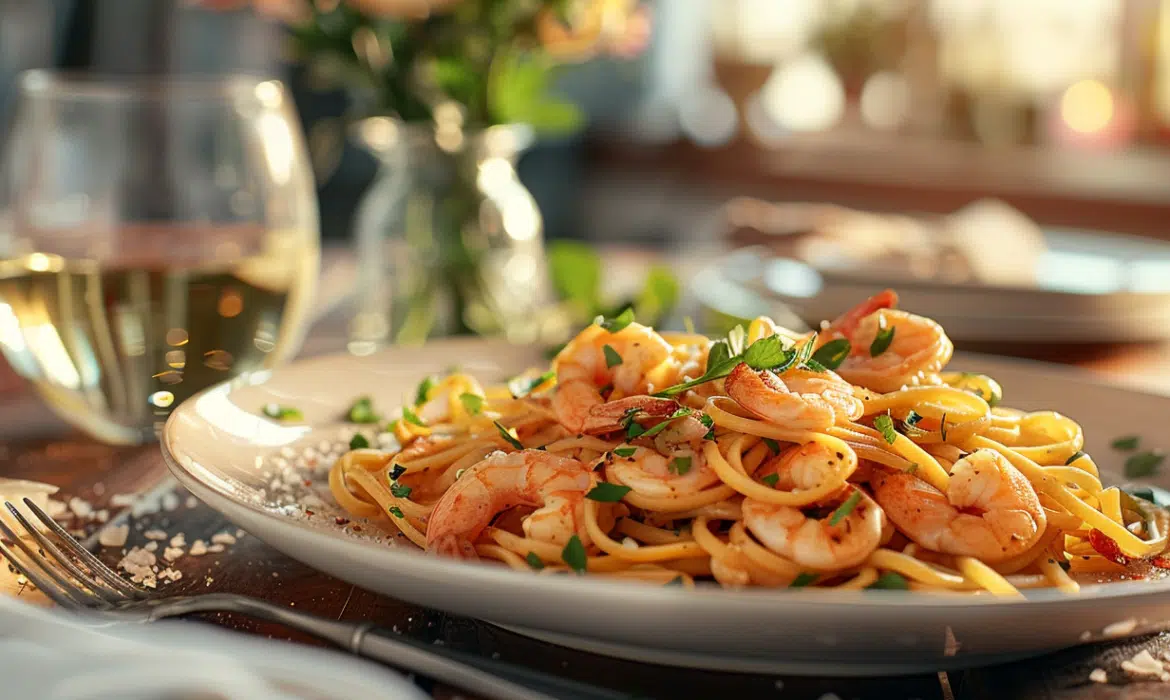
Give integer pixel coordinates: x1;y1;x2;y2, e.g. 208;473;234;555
1104;618;1138;638
141;575;157;589
159;568;182;583
1122;650;1169;681
1089;668;1108;683
301;494;324;507
131;500;160;517
185;496;198;509
169;533;186;548
207;544;225;553
109;494;136;508
94;509;109;523
211;532;236;545
144;541;159;552
67;497;93;518
163;547;183;562
98;524;129;548
161;493;180;511
189;540;208;556
621;537;638;550
1080;631;1092;642
118;547;157;581
144;529;168;541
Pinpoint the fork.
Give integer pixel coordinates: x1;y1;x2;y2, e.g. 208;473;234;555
0;499;630;700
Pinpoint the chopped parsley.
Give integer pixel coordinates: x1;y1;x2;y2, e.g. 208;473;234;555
641;408;693;439
389;465;406;481
586;483;632;502
670;456;693;475
526;552;544;570
494;421;524;450
699;413;715;440
602;344;623;368
349;433;369;450
869;315;895;357
742;335;790;370
458;392;484;415
904;410;923;427
789;572;818;588
614;447;637;458
263;404;303;421
1065;450;1086;466
401;407;426;427
763;438;780;455
906;463;919;475
414;377;437;407
761;473;780;488
827;489;862;526
654;341;740;397
561;534;587;573
1125;450;1165;478
873;414;897;444
810;338;851;370
508;370;556;398
867;572;909;590
346;396;380;423
390;482;413;499
388;506;404;518
1112;435;1141;451
626;420;647;439
803;358;828;372
598;308;635;333
665;575;685;586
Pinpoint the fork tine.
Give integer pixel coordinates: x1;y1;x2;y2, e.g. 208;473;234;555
22;497;145;599
5;502;127;603
0;517;91;607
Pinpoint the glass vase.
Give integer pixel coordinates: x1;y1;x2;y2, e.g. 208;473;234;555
350;118;559;351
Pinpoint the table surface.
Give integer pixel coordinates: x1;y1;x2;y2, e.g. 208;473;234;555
5;311;1170;700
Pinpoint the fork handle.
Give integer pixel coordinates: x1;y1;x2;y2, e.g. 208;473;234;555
153;594;627;700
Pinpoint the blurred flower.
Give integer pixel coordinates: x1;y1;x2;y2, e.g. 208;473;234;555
192;0;461;21
537;0;652;61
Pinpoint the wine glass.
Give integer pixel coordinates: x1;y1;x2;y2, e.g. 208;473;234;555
0;72;319;444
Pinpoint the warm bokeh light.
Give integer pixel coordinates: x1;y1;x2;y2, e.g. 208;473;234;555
1060;79;1114;134
761;53;843;133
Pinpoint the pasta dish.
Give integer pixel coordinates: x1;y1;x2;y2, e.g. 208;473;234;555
328;290;1169;596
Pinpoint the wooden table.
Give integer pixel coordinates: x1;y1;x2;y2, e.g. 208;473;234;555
4;329;1170;700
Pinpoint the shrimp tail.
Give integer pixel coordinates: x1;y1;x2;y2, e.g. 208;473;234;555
829;289;898;337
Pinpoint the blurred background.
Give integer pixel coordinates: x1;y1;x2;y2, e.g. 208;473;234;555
4;0;1170;441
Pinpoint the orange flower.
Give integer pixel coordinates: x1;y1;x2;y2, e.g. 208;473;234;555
537;0;651;62
192;0;461;21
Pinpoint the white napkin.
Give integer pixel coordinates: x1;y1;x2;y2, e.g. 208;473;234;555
0;596;428;700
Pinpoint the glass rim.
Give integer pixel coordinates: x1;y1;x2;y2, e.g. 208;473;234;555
18;70;290;103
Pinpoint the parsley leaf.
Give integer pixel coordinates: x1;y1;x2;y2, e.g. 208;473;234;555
458;392;484;415
652;341;742;397
1113;435;1141;451
263;404;303;421
789;572;818;588
763;438;780;455
905;411;923;426
614;447;637;458
706;340;733;371
726;325;747;355
743;335;790;371
1065;450;1086;466
508;370;556;399
641;408;693;439
1125;450;1166;478
670;456;693;475
494;421;524;450
526;552;544;570
389;482;412;499
401;407;426;427
698;413;715;440
810;338;851;370
389;465;406;481
626;421;647;439
867;572;909;590
602;344;623;368
873;414;897;444
599;308;635;333
562;534;587;573
761;473;780;488
349;433;369;450
828;489;862;526
388;506;404;518
586;483;632;502
870;315;895;357
346;396;379;423
803;358;828;372
414;377;437;407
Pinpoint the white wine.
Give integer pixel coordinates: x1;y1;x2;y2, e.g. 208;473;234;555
0;232;317;444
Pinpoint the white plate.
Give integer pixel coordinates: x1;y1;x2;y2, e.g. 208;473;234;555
161;339;1170;676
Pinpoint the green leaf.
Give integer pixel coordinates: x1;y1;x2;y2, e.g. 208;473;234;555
803;358;828;372
523;98;585;135
726;326;747;355
562;534;587;574
263;404;303;421
1125;450;1166;478
547;241;601;314
707;340;732;371
614;447;637;458
488;50;584;136
1065;450;1086;466
699;413;715;440
526;552;544;570
763;438;780;455
599;308;635;333
867;572;909;590
670;456;693;475
494;421;524;450
347;396;380;423
388;506;404;518
626;421;647;439
641;408;693;439
905;410;923;427
635;266;680;326
459;392;484;415
870;316;895;357
828;490;862;526
1120;483;1170;508
873;414;897;444
402;407;426;427
789;572;818;588
414;377;437;407
508;370;556;399
390;482;413;499
811;338;851;370
761;473;780;488
389;465;406;481
586;483;632;502
743;336;790;371
603;345;623;368
349;433;370;450
1113;436;1141;451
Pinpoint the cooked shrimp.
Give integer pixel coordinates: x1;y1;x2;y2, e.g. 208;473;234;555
426;450;594;558
552;322;674;432
869;449;1046;563
742;443;885;570
607;446;719;498
724;363;863;431
820;289;954;393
